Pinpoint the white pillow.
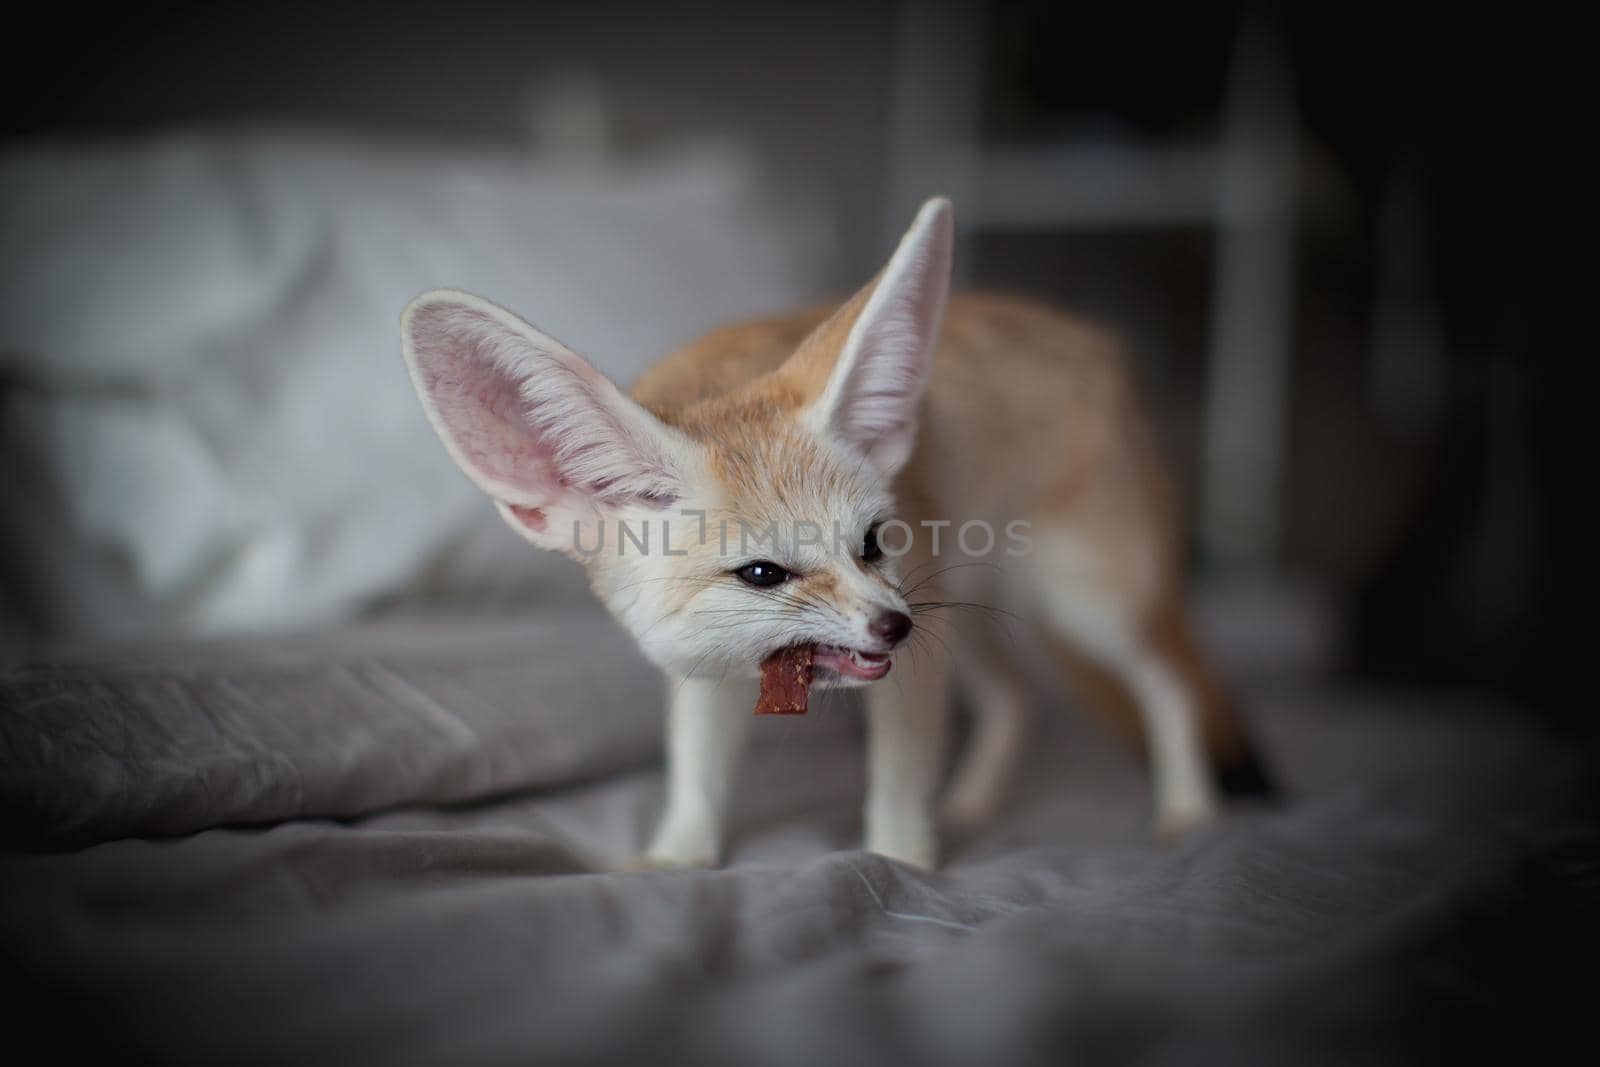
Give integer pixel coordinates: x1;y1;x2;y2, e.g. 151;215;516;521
1;130;825;641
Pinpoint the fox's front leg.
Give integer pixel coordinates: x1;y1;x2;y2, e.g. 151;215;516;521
864;655;952;870
645;674;755;868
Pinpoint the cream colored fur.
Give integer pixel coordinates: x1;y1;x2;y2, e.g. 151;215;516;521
402;198;1235;870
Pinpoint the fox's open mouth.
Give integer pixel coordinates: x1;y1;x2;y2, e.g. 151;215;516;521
811;644;892;681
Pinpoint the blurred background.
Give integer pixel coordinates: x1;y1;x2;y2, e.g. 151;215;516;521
1;1;1556;718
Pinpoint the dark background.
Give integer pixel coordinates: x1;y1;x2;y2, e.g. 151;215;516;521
4;1;1560;715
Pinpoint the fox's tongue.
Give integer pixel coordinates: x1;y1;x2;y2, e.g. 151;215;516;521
813;644;892;681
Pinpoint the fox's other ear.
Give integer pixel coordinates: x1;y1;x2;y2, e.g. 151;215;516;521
400;290;689;552
799;197;953;475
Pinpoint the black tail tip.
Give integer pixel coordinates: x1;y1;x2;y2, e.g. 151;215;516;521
1214;742;1280;800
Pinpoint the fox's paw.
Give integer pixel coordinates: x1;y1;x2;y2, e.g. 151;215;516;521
639;818;721;870
865;817;939;871
1152;800;1218;844
619;851;715;873
939;778;1004;833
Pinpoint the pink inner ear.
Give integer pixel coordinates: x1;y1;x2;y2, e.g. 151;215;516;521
506;505;548;533
408;296;686;515
408;303;563;500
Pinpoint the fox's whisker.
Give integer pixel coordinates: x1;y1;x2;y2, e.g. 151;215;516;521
896;561;1005;601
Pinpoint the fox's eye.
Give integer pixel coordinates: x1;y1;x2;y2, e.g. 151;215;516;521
862;524;883;563
736;561;791;588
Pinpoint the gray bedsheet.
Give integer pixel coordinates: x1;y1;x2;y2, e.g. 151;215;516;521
1;608;1594;1065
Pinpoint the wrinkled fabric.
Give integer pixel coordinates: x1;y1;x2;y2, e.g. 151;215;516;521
0;612;660;846
1;609;1594;1065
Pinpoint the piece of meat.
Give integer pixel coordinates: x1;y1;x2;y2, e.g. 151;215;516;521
755;645;814;715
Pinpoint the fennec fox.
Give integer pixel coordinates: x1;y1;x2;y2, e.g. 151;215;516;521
400;198;1269;870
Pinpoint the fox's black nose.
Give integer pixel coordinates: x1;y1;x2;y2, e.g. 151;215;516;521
870;610;913;647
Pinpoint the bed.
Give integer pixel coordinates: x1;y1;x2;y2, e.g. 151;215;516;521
3;132;1593;1065
3;599;1594;1064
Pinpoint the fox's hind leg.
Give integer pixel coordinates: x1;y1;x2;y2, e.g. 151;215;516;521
1031;519;1220;839
940;631;1032;831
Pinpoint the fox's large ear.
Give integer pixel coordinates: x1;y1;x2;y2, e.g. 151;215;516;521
796;197;953;475
401;290;690;553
